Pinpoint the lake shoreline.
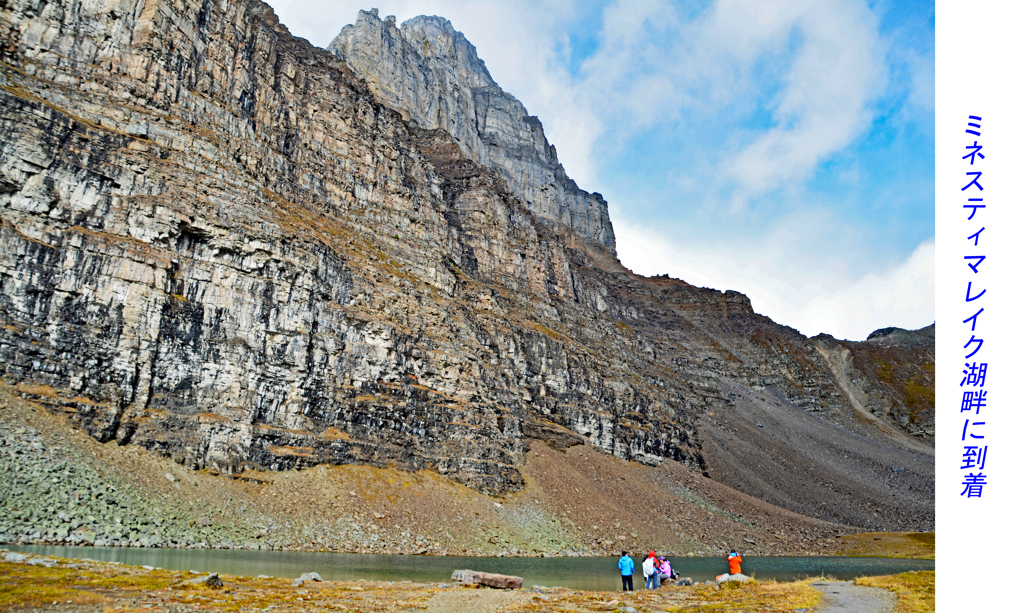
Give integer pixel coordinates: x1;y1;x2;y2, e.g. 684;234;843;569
1;529;935;560
0;540;927;558
0;548;935;612
3;544;934;590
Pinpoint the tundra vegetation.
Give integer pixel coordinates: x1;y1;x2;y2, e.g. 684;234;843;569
0;552;933;612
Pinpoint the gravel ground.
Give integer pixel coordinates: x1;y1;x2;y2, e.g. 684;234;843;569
424;589;529;613
699;381;934;533
1;383;874;556
811;580;896;613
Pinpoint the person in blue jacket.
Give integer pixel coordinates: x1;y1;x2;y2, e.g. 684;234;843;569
618;551;635;591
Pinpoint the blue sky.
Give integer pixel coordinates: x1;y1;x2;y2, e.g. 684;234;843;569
266;0;935;341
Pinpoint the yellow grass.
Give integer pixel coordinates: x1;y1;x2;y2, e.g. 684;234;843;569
0;561;172;609
2;558;933;613
855;571;935;613
668;578;822;612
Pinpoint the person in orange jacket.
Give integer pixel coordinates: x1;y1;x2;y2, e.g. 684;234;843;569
728;550;742;575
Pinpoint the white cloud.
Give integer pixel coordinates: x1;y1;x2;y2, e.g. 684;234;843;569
794;239;934;340
577;0;684;131
715;1;885;198
615;215;934;341
907;48;935;114
567;0;887;204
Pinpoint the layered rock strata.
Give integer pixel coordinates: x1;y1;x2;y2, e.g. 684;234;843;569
327;9;615;252
0;0;932;530
0;0;681;498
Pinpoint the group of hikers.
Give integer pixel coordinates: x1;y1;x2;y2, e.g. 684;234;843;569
616;549;742;590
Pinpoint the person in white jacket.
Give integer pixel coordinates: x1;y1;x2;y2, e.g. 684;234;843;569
642;550;660;589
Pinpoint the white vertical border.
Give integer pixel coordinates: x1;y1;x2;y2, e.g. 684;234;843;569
936;2;1024;610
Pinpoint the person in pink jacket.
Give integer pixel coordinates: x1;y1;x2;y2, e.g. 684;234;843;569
658;556;676;583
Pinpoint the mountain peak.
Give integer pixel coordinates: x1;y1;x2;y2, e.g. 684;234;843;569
328;9;617;252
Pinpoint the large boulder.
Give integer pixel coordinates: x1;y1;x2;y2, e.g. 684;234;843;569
292;572;323;586
715;573;750;585
450;569;523;589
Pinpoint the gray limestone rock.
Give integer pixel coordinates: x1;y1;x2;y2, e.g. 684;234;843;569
0;0;933;534
715;573;750;584
450;569;523;589
328;10;616;252
291;571;322;586
1;552;28;563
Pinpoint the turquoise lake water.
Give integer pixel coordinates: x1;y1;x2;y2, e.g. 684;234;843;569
8;545;934;592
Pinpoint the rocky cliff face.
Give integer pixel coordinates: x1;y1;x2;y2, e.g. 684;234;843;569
327;9;616;252
0;0;932;532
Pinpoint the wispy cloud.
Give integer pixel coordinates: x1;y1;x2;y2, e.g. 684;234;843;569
716;0;886;197
574;0;887;203
794;239;934;340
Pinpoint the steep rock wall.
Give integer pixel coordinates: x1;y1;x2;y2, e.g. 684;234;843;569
327;9;616;252
0;0;932;529
0;0;693;496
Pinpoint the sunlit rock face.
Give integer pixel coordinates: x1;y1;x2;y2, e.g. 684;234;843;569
0;1;931;530
327;9;616;253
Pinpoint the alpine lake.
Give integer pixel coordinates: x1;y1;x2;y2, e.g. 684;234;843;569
9;545;934;592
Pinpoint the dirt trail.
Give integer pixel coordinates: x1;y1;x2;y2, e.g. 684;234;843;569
425;589;528;613
811;580;896;613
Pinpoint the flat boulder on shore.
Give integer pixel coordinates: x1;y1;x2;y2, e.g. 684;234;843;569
716;573;750;585
292;572;322;586
450;569;523;589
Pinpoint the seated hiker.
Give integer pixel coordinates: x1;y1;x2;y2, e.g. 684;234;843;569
659;556;677;581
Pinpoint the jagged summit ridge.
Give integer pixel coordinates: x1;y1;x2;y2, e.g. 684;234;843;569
328;9;616;252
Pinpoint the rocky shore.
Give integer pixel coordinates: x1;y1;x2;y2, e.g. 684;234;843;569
0;549;839;613
1;402;250;550
1;384;860;557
